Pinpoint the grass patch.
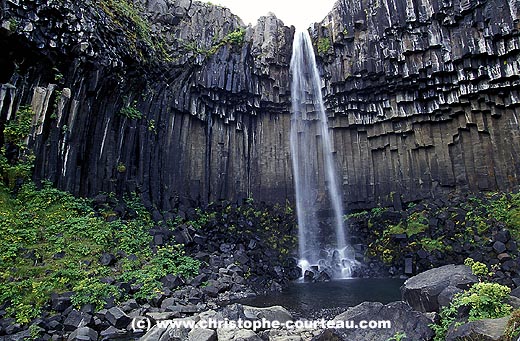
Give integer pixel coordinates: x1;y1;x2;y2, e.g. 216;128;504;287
0;183;199;324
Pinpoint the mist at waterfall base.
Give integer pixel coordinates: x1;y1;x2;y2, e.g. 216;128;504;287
290;30;357;280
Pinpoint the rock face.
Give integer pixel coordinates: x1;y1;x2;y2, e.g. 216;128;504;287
316;0;520;208
401;264;478;312
445;316;510;341
0;0;519;209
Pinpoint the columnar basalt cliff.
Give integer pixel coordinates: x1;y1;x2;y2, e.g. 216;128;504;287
315;0;520;208
0;0;519;210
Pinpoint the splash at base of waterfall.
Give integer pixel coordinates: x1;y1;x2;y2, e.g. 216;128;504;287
297;246;360;282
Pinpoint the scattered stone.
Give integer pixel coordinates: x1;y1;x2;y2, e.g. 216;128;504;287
493;241;507;254
99;253;116;266
217;328;262;341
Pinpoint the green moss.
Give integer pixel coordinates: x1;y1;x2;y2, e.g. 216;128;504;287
184;28;246;57
317;37;331;55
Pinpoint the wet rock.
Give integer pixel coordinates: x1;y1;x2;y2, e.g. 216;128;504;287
99;326;127;340
243;305;292;325
51;292;73;312
401;264;477;313
160;274;185;290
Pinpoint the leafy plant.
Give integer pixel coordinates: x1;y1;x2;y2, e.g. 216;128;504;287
0;105;35;189
387;331;407;341
431;281;512;340
119;100;143;120
71;278;120;310
464;258;490;278
0;181;199;324
317;37;331;55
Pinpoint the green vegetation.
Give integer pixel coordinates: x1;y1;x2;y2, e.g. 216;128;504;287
99;0;171;61
464;192;520;238
0;105;36;190
350;191;520;267
366;210;438;264
169;198;297;258
184;28;246;57
431;259;512;340
387;331;407;341
118;100;143;120
116;161;127;173
0;183;199;324
431;281;512;340
8;18;19;32
464;258;491;278
317;37;331;55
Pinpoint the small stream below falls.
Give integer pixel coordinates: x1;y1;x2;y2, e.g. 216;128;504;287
235;278;405;319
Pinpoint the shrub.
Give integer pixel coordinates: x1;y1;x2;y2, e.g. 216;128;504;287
431;281;512;340
317;37;331;54
0;105;35;189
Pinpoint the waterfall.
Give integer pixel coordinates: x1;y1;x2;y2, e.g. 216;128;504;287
290;30;355;279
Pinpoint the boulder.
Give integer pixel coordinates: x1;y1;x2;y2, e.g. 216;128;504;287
401;264;477;313
327;301;434;341
446;316;509;341
242;305;293;325
105;307;131;329
64;310;92;331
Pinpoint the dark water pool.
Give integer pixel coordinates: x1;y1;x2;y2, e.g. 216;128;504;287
235;278;405;319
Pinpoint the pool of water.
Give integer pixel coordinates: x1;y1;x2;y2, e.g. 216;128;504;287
235;278;405;319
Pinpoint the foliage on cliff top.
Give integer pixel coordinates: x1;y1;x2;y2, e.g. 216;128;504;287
183;28;247;57
0;183;199;324
99;0;171;62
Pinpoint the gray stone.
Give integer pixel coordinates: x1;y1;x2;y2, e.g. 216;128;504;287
401;264;478;313
446;316;509;341
243;305;292;324
67;326;98;341
187;328;217;341
331;301;434;341
105;307;131;329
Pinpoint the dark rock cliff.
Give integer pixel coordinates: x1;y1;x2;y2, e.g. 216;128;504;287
0;0;519;210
